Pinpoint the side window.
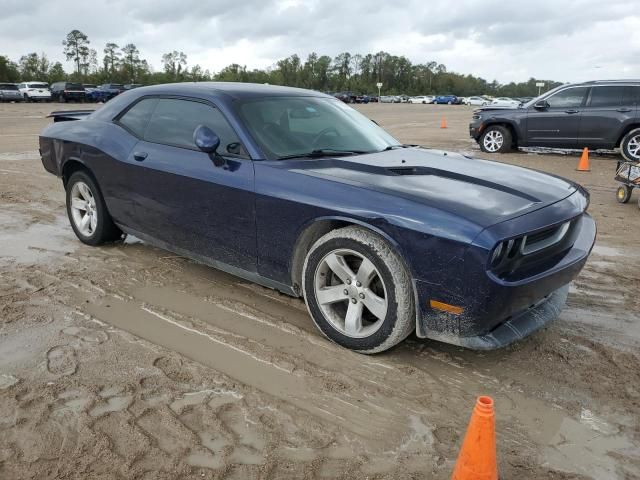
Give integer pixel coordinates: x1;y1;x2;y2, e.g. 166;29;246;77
144;98;247;157
117;98;159;138
546;87;589;108
623;86;640;105
588;86;625;108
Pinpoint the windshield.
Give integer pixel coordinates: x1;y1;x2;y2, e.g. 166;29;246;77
28;83;48;88
237;96;399;159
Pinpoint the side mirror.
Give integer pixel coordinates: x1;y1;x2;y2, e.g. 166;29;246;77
194;125;226;167
533;100;549;110
194;124;220;154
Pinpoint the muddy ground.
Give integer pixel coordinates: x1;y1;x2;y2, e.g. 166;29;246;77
0;101;639;480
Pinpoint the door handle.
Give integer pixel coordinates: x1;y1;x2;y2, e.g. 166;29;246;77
616;108;632;113
133;151;148;161
564;109;579;114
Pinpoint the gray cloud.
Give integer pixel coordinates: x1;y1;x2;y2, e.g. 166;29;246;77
0;0;639;82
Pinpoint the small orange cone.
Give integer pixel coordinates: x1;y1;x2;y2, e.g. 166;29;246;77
577;147;590;171
440;117;448;129
451;396;498;480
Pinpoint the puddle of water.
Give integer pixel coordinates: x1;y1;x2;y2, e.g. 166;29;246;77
89;395;132;417
80;293;410;444
186;451;224;469
0;212;77;265
0;373;19;389
0;151;40;161
591;245;624;257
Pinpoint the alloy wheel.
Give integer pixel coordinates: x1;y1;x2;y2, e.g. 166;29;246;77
483;130;504;152
627;135;640;160
70;181;97;237
313;248;388;338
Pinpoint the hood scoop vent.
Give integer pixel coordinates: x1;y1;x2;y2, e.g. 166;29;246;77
387;166;429;176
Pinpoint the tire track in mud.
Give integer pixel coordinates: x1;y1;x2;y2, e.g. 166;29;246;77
55;263;638;480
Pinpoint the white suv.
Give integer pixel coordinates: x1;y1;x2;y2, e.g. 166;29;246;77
18;82;51;102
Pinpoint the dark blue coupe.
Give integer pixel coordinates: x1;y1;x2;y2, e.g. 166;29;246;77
39;83;596;353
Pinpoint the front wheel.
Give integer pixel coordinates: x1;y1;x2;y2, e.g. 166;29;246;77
66;171;122;245
479;125;513;153
620;128;640;162
302;226;415;354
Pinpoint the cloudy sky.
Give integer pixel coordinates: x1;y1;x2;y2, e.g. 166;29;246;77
1;0;639;83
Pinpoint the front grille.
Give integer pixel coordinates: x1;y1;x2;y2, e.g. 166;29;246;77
489;218;579;281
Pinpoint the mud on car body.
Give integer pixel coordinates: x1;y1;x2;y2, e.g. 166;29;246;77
39;82;596;353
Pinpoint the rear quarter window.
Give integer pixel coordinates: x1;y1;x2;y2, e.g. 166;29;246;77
117;98;159;138
588;86;625;108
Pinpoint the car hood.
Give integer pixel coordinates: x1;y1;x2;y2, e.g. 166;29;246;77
280;148;578;228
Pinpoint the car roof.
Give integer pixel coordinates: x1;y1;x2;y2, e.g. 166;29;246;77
131;82;331;100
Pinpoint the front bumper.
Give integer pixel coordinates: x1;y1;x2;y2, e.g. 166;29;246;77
420;284;569;349
469;120;482;139
415;210;596;349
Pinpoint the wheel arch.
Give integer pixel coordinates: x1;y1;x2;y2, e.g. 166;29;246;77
289;216;412;296
61;158;95;188
615;123;640;148
483;120;518;147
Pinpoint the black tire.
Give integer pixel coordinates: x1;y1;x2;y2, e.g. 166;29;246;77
617;185;632;204
479;125;513;153
302;226;415;354
59;94;66;103
620;128;640;163
65;170;121;246
23;94;30;102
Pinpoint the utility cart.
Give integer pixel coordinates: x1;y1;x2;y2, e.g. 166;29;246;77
615;160;640;206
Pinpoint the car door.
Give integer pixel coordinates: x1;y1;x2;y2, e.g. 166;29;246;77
116;96;256;272
578;85;637;149
525;86;589;148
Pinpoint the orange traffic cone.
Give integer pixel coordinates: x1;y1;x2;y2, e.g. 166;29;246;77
451;396;498;480
577;147;590;171
440;117;448;129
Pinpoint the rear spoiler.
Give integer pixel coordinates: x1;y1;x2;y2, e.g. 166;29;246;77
46;110;94;122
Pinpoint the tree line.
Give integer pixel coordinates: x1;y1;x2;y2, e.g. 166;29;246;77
0;29;562;97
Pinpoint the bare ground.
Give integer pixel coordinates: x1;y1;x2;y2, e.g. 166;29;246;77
0;102;639;480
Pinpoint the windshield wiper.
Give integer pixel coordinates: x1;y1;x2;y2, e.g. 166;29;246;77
277;149;369;160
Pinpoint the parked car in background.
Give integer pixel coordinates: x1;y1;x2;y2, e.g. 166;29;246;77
39;82;595;352
409;96;430;104
18;82;51;102
354;94;370;104
434;95;458;104
124;84;144;90
465;96;489;106
84;84;123;103
333;92;354;103
0;83;24;102
491;97;521;108
470;80;640;160
368;95;378;103
50;82;86;102
379;95;394;103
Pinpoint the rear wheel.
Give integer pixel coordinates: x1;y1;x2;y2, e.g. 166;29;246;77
302;226;415;354
479;125;513;153
66;171;121;245
617;185;632;203
620;128;640;162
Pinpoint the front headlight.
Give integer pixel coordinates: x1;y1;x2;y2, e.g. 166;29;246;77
472;114;481;120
